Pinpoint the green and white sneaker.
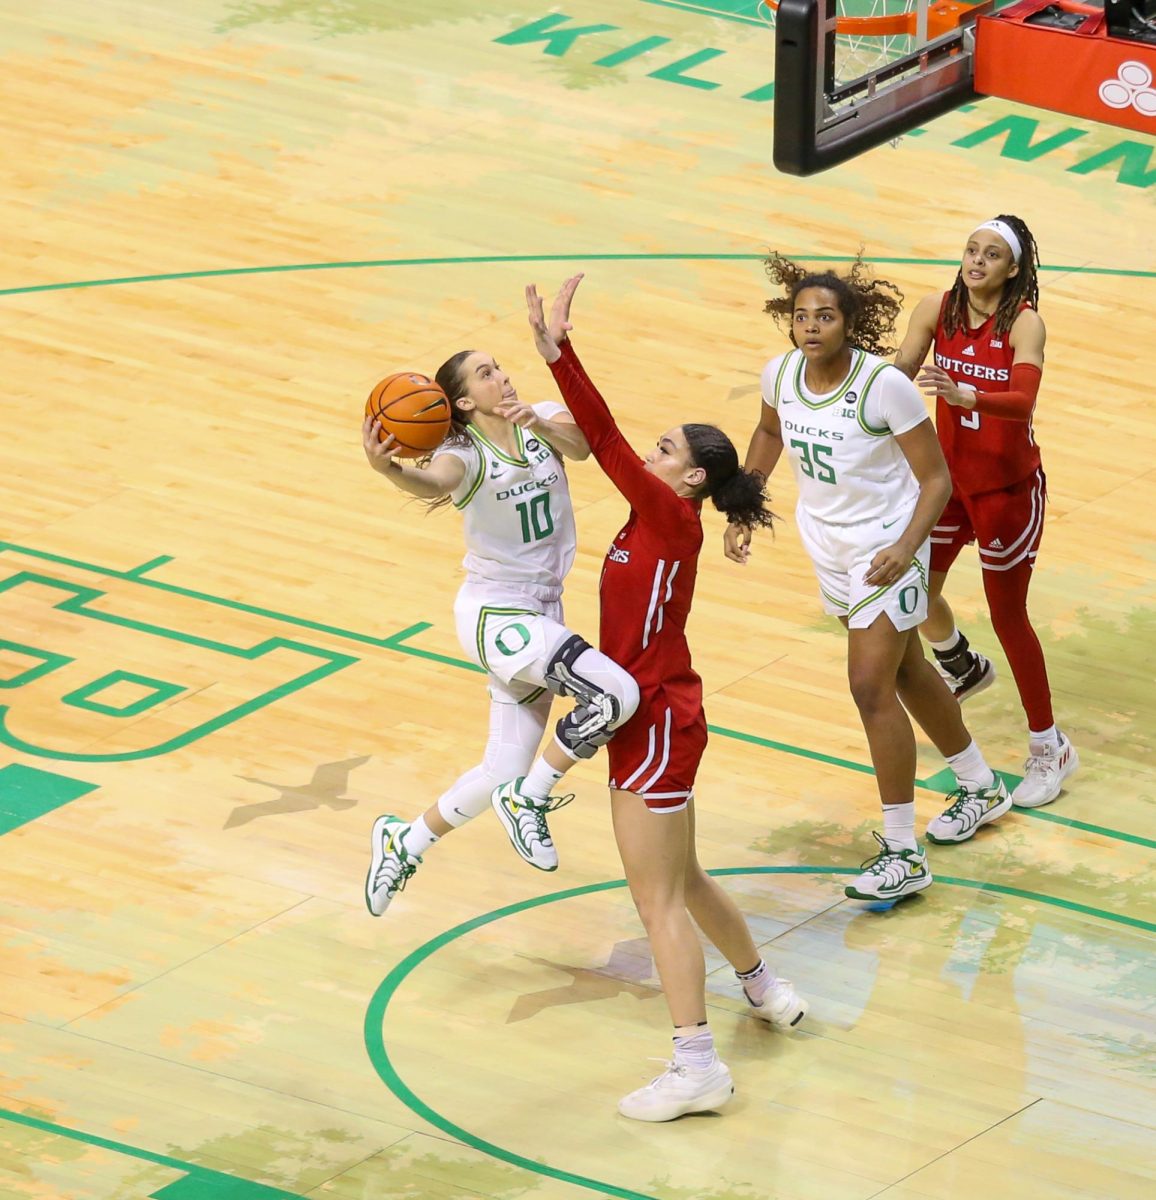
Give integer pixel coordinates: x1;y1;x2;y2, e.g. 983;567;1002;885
365;816;420;917
926;778;1012;844
491;778;573;871
844;832;933;901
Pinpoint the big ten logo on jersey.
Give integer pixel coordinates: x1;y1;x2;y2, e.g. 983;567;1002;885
0;562;355;763
841;390;859;419
781;418;845;441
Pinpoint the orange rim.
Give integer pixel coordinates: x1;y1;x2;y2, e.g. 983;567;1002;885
758;0;965;37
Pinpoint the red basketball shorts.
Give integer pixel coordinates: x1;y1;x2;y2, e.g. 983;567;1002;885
930;468;1046;575
607;698;707;813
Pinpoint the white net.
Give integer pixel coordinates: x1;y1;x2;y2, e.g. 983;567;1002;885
759;0;927;83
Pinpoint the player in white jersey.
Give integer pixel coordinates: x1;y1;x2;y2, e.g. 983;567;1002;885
361;342;639;916
725;255;1012;901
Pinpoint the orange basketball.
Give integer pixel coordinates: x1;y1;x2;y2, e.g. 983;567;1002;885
365;372;452;458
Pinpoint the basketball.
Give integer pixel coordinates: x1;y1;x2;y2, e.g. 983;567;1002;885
365;372;452;458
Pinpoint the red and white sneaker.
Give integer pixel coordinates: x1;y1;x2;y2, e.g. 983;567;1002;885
1012;732;1079;808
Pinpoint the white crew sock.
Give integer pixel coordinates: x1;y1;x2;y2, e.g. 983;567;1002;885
521;757;566;801
946;740;996;790
672;1025;716;1071
401;816;439;858
882;801;918;851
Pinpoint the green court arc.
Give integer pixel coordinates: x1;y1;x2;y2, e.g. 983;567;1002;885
363;867;1156;1200
1;252;1153;299
0;870;1146;1200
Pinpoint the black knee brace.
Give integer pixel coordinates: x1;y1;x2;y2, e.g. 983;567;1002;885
546;635;622;759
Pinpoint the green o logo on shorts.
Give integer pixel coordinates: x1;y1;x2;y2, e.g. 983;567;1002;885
495;623;532;657
898;585;919;615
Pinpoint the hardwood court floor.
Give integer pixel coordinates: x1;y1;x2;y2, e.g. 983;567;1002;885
0;3;1153;1198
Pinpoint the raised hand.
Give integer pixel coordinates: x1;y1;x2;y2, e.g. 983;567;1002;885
548;273;584;345
526;284;563;364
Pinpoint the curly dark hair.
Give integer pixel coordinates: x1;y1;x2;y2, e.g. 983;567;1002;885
421;350;478;512
941;214;1040;339
683;423;775;531
762;251;904;357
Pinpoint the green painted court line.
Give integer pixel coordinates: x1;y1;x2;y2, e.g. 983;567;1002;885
364;867;1155;1200
383;622;485;674
0;1107;303;1198
0;764;99;835
125;555;175;578
709;721;876;776
0;571;357;763
1;541;1145;849
1;254;1152;299
1003;807;1156;851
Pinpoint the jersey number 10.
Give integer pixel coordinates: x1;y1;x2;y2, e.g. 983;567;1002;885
516;494;555;543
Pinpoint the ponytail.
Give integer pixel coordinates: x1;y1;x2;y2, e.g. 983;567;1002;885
422;350;477;512
682;423;775;530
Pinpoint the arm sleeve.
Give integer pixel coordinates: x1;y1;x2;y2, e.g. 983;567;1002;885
548;342;696;532
971;363;1041;421
867;365;933;436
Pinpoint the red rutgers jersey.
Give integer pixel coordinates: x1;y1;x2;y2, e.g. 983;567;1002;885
933;295;1042;495
548;342;704;727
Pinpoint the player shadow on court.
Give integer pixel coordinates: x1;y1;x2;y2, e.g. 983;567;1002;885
506;937;662;1023
225;755;371;828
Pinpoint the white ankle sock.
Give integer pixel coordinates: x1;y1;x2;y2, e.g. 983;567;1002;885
521;758;566;801
946;740;996;790
672;1026;715;1071
882;802;918;851
1029;725;1060;754
736;959;770;1006
401;817;438;858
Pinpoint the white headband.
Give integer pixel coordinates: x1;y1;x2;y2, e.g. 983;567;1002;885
972;219;1022;263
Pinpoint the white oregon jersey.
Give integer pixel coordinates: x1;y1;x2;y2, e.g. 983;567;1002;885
761;348;929;525
434;402;577;602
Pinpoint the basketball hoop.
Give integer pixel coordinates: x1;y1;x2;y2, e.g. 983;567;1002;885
758;0;970;38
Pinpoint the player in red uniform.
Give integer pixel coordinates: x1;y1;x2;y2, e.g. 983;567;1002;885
493;275;808;1123
895;215;1077;808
